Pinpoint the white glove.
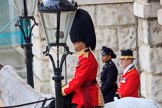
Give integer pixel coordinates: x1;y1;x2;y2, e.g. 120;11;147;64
114;96;119;101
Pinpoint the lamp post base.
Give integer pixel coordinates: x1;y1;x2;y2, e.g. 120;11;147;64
52;72;64;108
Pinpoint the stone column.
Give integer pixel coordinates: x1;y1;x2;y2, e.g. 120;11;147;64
134;0;162;106
158;0;162;25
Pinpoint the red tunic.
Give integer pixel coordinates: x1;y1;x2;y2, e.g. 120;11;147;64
117;66;140;98
62;49;104;107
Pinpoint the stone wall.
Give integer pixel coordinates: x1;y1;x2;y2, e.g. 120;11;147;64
134;0;162;106
32;0;162;106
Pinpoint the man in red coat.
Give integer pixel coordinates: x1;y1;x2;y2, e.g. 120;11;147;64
116;49;140;99
62;9;104;108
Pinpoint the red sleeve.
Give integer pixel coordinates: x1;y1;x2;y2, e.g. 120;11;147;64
62;57;90;95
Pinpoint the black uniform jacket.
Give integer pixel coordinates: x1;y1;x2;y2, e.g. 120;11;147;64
100;60;118;103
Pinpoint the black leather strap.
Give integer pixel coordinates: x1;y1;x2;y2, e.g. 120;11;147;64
81;79;97;87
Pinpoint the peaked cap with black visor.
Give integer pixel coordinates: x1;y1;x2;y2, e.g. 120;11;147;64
70;9;96;50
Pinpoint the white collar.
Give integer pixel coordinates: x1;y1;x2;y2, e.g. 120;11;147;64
123;63;134;75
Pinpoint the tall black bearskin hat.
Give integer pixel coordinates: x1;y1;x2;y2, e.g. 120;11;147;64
70;9;96;50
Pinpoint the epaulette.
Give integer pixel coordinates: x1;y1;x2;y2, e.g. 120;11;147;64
83;52;89;58
78;48;90;58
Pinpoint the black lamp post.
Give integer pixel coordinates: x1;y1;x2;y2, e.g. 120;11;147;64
38;0;77;108
14;0;38;88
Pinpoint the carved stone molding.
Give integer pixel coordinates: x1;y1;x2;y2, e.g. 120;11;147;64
134;1;161;18
76;0;134;5
158;9;162;25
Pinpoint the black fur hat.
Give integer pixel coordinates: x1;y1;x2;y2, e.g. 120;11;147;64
70;9;96;50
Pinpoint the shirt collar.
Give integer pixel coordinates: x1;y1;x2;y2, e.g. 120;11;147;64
123;63;134;75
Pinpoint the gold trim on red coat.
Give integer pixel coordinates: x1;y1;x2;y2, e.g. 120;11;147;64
128;66;135;72
97;86;104;106
78;48;90;57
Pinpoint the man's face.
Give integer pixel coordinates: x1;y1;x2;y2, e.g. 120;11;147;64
73;41;84;52
102;55;111;63
120;58;132;68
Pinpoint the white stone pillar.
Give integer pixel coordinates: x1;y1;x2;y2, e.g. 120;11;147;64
158;0;162;25
134;0;162;106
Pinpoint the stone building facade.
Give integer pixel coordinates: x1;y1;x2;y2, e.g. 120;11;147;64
32;0;162;106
